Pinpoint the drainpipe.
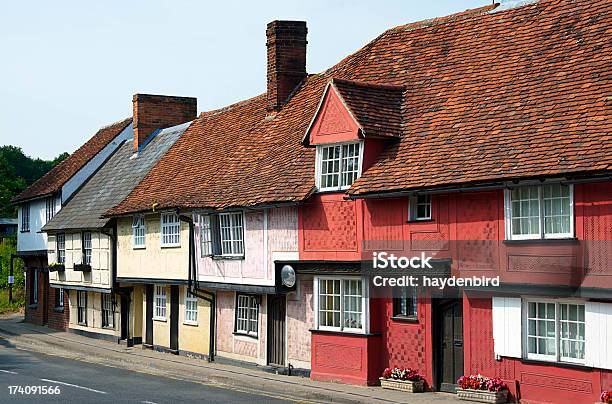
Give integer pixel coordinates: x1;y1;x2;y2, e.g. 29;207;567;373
179;213;215;362
102;221;132;347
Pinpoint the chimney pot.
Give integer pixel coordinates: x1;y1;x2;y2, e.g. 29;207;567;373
266;20;307;112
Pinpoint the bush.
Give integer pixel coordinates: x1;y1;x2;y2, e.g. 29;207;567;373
0;237;24;289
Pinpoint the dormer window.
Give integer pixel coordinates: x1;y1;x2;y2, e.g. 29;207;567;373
316;142;363;191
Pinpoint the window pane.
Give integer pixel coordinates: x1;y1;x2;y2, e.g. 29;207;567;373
318;279;341;328
560;303;585;360
510;186;540;236
543;184;571;236
526;301;556;357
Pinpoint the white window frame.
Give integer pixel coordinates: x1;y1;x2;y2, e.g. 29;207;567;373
77;290;87;325
160;212;180;247
45;196;56;223
21;203;30;232
522;298;585;365
30;270;38;305
132;215;146;249
184;290;198;325
409;194;432;221
56;287;64;308
235;294;259;337
154;285;167;321
313;276;368;334
505;184;574;240
56;234;66;264
315;141;364;192
82;231;92;265
200;214;212;257
219;212;244;257
101;294;114;329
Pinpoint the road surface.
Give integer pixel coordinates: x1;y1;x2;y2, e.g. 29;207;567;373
0;337;293;403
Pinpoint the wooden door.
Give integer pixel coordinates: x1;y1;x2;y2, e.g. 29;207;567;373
145;285;153;346
170;285;179;352
267;295;286;366
435;299;464;392
120;293;129;341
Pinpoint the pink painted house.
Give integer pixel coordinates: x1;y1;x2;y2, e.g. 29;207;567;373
193;207;313;369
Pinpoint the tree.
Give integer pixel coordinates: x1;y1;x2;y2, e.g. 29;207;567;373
0;146;68;217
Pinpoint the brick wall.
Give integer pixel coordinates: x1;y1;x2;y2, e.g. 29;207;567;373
24;257;48;326
46;287;69;330
132;94;197;151
266;20;307;111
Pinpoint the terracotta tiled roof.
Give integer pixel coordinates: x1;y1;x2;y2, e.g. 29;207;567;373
107;0;611;213
328;78;404;139
12;118;132;203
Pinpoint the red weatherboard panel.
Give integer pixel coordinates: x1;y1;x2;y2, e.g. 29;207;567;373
465;294;610;404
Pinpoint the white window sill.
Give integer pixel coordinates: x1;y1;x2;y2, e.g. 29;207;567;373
133;245;146;250
153;317;167;322
160;244;181;249
183;321;198;327
316;187;351;194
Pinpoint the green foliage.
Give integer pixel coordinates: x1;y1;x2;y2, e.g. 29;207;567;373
0;237;24;289
0;288;24;314
0;146;68;217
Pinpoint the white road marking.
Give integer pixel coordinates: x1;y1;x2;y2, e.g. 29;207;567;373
142;401;158;404
0;369;18;374
40;378;108;394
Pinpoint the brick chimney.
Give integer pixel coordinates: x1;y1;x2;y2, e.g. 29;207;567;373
266;21;307;112
132;94;197;151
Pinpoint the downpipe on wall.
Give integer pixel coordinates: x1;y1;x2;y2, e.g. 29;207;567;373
179;213;216;362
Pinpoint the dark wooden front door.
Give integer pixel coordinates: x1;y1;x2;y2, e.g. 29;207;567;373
267;294;286;366
435;299;464;392
170;285;179;352
120;293;129;341
145;284;153;346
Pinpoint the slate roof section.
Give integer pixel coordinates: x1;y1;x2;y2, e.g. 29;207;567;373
12;118;132;203
42;122;189;231
107;0;611;213
329;79;404;139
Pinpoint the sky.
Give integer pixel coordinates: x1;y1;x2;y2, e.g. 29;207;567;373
1;0;485;160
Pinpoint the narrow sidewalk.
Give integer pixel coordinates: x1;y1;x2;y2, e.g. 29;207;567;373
0;314;458;403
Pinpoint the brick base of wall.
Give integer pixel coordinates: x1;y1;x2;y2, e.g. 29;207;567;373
24;256;48;326
47;286;69;330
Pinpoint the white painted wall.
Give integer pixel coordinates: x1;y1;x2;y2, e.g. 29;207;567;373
17;197;50;252
48;231;112;289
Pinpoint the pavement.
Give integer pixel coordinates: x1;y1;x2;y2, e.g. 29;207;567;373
0;314;460;403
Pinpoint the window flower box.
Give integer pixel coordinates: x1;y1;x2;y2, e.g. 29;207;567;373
48;263;65;272
457;375;508;404
74;263;91;272
456;388;508;404
379;367;424;393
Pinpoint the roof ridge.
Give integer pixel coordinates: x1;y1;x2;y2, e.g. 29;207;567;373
96;116;132;131
385;3;500;35
331;78;405;91
199;93;267;118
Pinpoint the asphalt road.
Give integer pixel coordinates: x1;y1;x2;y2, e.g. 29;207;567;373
0;337;292;404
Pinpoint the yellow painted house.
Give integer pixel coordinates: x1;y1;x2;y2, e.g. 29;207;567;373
116;211;211;357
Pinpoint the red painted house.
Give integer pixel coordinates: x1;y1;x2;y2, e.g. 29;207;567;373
286;1;612;403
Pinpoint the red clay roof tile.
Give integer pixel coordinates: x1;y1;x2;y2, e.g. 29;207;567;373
107;0;611;213
12;118;132;203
